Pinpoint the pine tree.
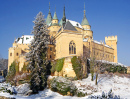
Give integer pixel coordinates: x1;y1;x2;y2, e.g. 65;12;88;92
26;12;49;93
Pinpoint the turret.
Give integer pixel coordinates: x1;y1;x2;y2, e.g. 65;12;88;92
81;3;93;39
46;2;52;26
105;35;118;63
81;3;90;29
52;7;59;26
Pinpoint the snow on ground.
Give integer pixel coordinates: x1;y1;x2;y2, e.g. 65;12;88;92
0;74;130;99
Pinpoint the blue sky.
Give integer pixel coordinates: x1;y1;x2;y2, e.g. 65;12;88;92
0;0;130;66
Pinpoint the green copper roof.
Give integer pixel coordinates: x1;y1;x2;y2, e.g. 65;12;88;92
81;7;89;26
53;11;58;20
59;6;66;26
81;15;89;26
59;19;63;26
46;3;52;26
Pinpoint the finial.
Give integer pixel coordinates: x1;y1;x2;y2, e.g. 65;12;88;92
49;2;50;12
63;5;65;16
84;2;86;16
55;5;56;12
84;2;85;10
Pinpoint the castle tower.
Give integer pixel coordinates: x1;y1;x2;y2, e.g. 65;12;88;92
81;3;93;39
105;36;118;63
59;6;66;26
52;7;59;26
46;2;52;26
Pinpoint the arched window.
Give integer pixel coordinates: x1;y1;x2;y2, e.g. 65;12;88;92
69;41;76;54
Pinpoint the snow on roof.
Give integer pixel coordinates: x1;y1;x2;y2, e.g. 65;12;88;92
67;19;83;29
93;40;112;48
83;38;88;42
16;35;34;44
93;40;102;45
97;60;128;67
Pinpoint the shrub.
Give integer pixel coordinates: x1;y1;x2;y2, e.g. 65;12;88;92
51;58;65;73
76;92;87;97
22;63;27;73
6;61;16;82
88;89;120;99
71;56;83;80
50;77;77;96
106;65;127;74
51;61;57;73
55;58;65;72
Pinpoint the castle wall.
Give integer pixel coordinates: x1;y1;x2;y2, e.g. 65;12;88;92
55;31;83;59
83;40;114;62
8;47;22;71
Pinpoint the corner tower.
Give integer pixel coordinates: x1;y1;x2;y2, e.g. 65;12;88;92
81;4;93;39
105;36;118;63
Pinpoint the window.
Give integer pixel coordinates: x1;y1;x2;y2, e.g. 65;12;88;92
69;41;76;54
10;53;12;56
50;55;52;59
50;47;52;51
16;53;19;56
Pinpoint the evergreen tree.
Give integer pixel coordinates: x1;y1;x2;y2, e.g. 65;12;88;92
6;61;16;82
26;12;49;93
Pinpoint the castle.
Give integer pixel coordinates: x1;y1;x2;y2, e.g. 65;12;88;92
8;4;118;76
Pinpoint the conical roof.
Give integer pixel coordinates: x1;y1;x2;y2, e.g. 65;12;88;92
59;19;63;26
53;11;58;20
59;6;66;26
81;15;89;25
81;5;89;26
46;3;52;26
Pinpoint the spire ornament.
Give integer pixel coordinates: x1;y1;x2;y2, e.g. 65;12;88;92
49;2;50;13
84;3;86;16
81;3;89;26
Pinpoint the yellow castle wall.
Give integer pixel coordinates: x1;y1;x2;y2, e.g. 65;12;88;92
105;36;118;63
83;39;114;62
55;31;83;59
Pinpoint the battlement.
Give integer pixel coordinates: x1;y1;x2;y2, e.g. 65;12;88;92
105;35;117;42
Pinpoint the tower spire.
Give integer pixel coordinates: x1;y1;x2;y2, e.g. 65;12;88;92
81;3;89;26
53;6;58;20
49;2;50;13
62;5;66;25
46;2;52;26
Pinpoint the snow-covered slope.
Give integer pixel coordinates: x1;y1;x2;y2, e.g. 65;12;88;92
0;74;130;99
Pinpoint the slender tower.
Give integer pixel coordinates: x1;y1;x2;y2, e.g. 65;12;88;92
81;3;93;39
46;2;52;26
